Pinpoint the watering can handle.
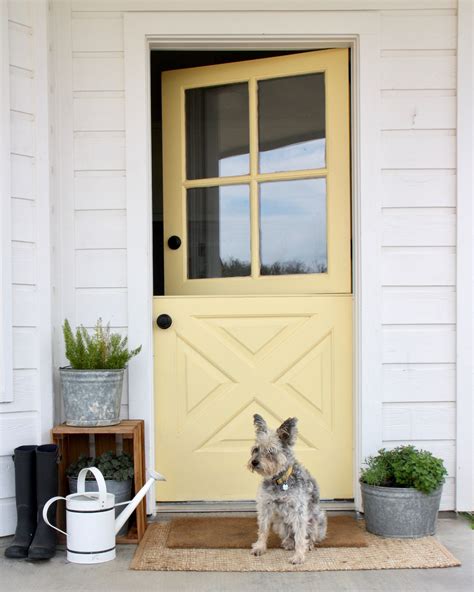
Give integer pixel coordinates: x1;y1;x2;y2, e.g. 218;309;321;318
77;466;107;508
42;496;68;537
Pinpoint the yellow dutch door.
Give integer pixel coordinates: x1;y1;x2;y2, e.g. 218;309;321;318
154;49;352;501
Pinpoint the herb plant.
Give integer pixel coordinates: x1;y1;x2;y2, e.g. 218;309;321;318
63;318;141;369
360;445;447;494
67;451;134;482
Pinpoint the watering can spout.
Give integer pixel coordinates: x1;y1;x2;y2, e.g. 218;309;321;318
114;470;166;535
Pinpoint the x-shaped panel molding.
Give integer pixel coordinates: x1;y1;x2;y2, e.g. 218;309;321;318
174;312;335;454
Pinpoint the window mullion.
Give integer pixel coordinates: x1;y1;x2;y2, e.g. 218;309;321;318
249;77;260;279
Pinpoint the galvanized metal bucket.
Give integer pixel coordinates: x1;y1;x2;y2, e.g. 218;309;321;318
68;476;132;536
361;483;442;538
60;368;124;427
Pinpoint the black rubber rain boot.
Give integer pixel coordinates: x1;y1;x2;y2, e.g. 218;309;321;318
5;446;38;559
28;444;59;560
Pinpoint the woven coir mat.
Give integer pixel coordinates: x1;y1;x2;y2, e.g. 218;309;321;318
166;515;366;549
130;518;461;572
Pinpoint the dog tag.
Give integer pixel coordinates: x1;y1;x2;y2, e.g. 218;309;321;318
282;483;289;491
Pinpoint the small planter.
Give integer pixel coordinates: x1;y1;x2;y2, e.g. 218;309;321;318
361;483;442;538
68;476;132;536
60;368;124;427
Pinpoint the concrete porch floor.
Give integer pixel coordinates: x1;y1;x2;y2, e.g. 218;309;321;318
0;512;472;592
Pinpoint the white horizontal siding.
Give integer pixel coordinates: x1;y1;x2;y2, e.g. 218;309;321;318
382;287;455;324
383;325;455;364
10;154;35;199
11;198;36;242
73;95;125;131
0;456;15;499
75;209;127;249
382;208;456;247
381;170;455;208
9;370;40;413
382;247;455;286
1;1;52;535
0;500;17;538
11;242;36;285
74;132;126;170
73;55;124;90
382;402;455;441
12;285;39;326
8;22;33;71
72;16;123;52
74;173;126;209
13;328;39;369
0;413;40;456
382;364;455;403
380;15;457;50
381;55;456;90
381;92;456;131
8;0;32;28
10;111;35;157
76;249;127;287
75;288;128;327
70;1;458;9
10;68;34;114
380;9;456;510
52;11;131;437
382;130;456;169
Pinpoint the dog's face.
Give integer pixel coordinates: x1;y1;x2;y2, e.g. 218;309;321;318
247;414;298;478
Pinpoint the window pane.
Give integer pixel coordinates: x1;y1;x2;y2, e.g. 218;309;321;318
187;185;251;279
258;73;325;174
186;83;250;180
259;178;327;275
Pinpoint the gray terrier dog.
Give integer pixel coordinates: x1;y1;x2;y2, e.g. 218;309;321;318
247;414;327;564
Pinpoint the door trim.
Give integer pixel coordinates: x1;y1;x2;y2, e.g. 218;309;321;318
123;10;383;513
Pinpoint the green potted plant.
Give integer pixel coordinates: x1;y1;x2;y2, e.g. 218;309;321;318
67;451;134;536
60;318;141;426
360;445;447;538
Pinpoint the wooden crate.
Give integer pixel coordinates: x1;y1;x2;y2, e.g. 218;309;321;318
51;420;146;544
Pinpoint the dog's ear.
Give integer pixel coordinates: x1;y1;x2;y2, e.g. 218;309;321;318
253;414;268;435
277;417;298;446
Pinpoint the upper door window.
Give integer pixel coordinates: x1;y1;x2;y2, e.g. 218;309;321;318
162;49;351;295
258;73;326;174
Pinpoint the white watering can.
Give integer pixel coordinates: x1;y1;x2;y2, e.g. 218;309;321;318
43;466;165;564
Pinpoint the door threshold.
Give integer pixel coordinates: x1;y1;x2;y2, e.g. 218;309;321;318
154;499;355;514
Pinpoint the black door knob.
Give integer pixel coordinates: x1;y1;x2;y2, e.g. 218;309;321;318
168;235;181;250
156;314;172;329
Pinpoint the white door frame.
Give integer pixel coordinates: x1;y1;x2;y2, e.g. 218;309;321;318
124;10;383;512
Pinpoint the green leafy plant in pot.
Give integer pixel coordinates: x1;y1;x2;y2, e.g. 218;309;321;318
60;319;141;426
360;445;447;538
67;451;134;536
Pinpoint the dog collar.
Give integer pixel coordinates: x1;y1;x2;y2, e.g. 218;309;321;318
274;466;293;490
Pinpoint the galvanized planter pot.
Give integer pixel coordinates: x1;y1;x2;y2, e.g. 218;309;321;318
60;368;124;427
68;476;132;536
361;482;442;538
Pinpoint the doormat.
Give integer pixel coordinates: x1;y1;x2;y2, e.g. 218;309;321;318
130;520;461;572
166;515;367;549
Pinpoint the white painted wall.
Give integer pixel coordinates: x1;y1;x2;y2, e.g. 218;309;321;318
379;10;457;510
50;2;130;424
44;0;465;515
0;0;52;536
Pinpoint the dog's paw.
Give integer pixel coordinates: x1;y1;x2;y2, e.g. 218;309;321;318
289;553;305;565
251;543;266;557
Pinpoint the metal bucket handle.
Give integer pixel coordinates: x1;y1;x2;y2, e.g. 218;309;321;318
77;467;108;508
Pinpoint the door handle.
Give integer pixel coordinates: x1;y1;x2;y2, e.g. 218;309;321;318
157;314;173;329
167;236;181;250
